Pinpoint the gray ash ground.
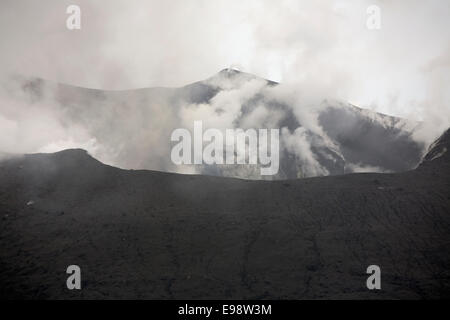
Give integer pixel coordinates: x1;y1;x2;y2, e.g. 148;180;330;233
1;129;450;299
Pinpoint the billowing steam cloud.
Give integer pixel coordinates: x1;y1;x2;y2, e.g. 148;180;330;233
0;1;449;178
0;70;427;179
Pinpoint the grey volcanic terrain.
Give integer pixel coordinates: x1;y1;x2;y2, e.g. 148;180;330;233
1;70;425;179
0;129;449;299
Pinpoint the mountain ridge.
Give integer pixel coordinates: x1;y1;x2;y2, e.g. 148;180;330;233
1;71;426;179
1;127;449;299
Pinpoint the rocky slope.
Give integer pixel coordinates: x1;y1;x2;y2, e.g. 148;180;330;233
0;129;449;299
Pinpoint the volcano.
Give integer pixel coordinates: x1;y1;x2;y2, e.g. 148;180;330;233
0;70;425;179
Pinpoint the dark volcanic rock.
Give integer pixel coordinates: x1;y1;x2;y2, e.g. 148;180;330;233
0;130;449;299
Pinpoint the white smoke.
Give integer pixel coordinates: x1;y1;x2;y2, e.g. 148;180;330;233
0;0;449;178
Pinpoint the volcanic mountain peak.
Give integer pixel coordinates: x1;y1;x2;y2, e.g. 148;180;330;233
218;67;243;76
202;68;278;89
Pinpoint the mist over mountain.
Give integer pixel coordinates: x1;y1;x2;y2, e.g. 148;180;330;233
1;0;449;304
0;69;427;179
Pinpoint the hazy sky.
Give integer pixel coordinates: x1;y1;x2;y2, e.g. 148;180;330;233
0;0;449;120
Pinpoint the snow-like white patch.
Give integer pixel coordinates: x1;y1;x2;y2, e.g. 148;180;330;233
354;106;417;132
428;147;447;161
347;162;391;173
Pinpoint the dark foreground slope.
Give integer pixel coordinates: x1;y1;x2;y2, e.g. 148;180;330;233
0;130;449;299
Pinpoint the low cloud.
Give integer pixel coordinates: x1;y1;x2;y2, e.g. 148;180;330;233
1;0;448;178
